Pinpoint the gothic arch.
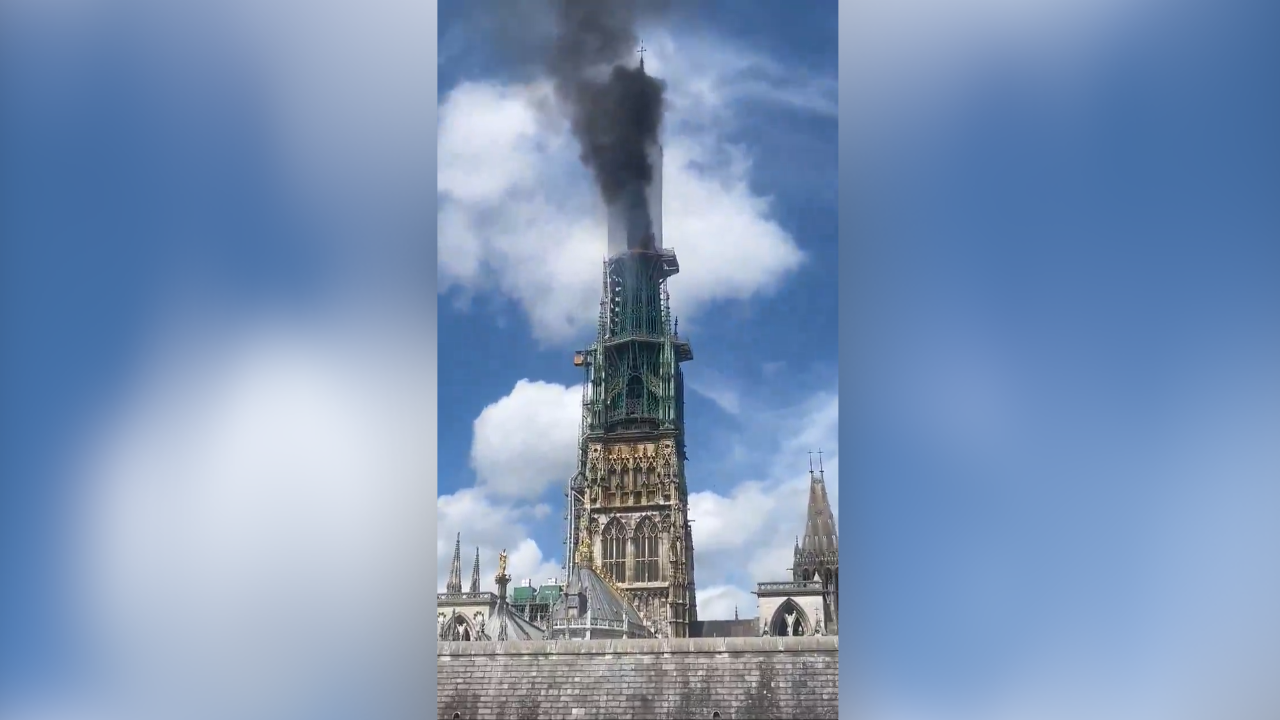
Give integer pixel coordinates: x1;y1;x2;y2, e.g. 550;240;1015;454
440;611;478;641
632;515;660;582
601;517;628;583
769;598;810;637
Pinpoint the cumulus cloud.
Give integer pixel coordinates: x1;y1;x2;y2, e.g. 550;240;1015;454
437;29;815;344
437;377;585;591
470;379;583;500
436;487;563;592
679;391;839;618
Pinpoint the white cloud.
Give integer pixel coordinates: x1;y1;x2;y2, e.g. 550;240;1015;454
696;585;757;624
639;31;838;123
67;316;435;720
437;29;816;344
436;487;563;592
686;391;839;617
436;82;548;205
686;369;742;416
470;379;582;500
437;377;584;592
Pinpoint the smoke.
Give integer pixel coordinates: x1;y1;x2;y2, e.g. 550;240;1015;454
546;0;668;251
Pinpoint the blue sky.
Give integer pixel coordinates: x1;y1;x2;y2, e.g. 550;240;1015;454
436;0;839;620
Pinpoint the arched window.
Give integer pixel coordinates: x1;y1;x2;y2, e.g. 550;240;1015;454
632;517;660;582
625;374;644;416
602;519;627;583
441;613;475;642
769;599;810;637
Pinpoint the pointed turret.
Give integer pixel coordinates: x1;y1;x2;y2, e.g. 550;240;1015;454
446;532;463;593
794;451;839;632
802;461;838;553
469;547;481;593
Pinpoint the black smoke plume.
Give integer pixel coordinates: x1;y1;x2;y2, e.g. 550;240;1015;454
547;1;668;251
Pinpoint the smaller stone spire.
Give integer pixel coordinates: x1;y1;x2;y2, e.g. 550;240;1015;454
446;532;463;593
469;546;481;593
801;451;837;554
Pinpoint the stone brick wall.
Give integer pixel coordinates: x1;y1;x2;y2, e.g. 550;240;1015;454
437;636;839;720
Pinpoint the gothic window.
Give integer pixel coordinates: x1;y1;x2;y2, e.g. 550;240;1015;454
769;599;810;637
632;517;660;582
625;374;644;416
441;614;475;642
602;519;627;583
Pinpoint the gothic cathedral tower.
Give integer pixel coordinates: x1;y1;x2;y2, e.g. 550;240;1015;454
793;455;839;634
567;169;697;638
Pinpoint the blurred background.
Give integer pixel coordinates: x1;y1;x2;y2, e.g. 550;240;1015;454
844;0;1280;718
1;0;436;718
0;0;1277;719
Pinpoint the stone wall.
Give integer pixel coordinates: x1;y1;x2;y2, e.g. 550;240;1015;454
437;636;839;720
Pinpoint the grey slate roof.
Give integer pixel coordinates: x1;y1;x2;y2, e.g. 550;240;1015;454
485;594;545;641
801;471;838;553
549;563;650;635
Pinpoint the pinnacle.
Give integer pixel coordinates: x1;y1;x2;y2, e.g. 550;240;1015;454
447;531;463;593
469;546;481;593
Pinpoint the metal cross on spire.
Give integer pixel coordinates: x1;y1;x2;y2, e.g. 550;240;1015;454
637;41;647;70
817;448;824;474
808;450;814;472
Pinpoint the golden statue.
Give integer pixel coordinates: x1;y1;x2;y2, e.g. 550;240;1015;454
497;548;507;577
575;531;593;567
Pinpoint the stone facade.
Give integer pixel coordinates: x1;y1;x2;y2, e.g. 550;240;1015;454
754;582;828;638
579;437;696;638
437;636;839;720
749;463;839;636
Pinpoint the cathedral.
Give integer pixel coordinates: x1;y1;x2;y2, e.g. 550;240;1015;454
438;455;839;641
437;55;836;642
437;227;839;640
